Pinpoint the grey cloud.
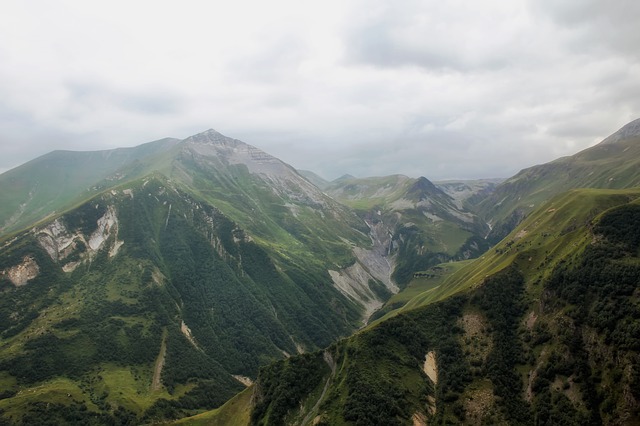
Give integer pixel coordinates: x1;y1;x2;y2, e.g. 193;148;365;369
531;0;640;59
1;0;639;185
0;105;88;171
343;0;521;72
65;81;184;115
546;119;609;139
280;126;522;181
117;93;184;115
533;0;640;30
347;23;507;72
226;35;307;84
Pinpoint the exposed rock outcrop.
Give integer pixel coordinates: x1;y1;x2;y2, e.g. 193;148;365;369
2;256;39;286
35;205;122;271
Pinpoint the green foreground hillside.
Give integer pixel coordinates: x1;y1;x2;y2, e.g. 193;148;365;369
226;188;640;425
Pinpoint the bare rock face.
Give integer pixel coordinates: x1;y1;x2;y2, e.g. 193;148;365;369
87;205;119;252
184;129;288;176
329;263;383;324
36;219;76;262
35;205;122;272
423;351;438;385
2;256;39;286
423;351;438;415
328;218;398;324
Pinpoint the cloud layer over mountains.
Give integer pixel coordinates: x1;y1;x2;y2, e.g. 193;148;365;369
1;0;639;179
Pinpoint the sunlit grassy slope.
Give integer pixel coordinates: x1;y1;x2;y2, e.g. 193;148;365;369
389;187;640;315
476;135;640;241
172;387;253;426
368;260;473;326
0;138;180;237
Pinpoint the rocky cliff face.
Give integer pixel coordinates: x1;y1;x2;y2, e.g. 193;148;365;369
35;205;122;272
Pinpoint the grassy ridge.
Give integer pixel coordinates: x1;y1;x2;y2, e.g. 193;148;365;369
172;387;253;426
393;188;640;314
477;135;640;242
0;138;180;238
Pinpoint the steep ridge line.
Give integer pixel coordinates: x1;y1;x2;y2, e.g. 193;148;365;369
151;329;168;392
300;350;337;426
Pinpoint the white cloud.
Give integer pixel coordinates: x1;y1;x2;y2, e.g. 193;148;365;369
0;0;638;180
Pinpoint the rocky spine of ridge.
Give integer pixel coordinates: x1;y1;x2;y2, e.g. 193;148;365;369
600;117;640;145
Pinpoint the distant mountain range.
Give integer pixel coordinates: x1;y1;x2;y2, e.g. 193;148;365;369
0;118;639;424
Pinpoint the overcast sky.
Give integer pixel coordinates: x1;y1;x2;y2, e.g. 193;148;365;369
1;0;639;180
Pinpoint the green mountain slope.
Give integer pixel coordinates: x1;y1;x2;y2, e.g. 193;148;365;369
0;137;180;236
167;131;370;265
0;174;373;423
477;118;640;243
1;130;393;323
0;130;405;424
242;187;640;425
165;131;394;321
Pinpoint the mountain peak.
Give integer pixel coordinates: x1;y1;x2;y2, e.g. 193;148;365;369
409;176;438;192
177;129;335;208
184;129;244;147
334;174;356;182
600;118;640;145
406;176;451;202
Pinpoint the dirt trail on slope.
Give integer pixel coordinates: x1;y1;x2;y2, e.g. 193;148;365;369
300;351;336;426
151;329;168;391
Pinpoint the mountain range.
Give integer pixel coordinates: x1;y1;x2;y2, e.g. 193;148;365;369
0;118;639;425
